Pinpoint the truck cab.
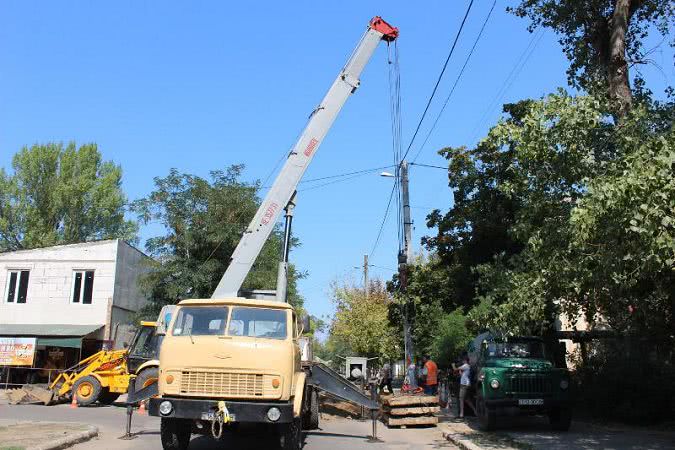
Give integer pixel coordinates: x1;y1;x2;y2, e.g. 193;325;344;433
149;298;312;450
473;336;572;431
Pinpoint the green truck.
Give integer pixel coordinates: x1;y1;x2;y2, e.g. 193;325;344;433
469;334;572;431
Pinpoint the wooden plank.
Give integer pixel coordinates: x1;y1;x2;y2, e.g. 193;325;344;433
385;415;438;427
382;395;438;407
383;405;440;416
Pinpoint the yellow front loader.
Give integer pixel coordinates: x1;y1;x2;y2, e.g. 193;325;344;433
50;348;131;406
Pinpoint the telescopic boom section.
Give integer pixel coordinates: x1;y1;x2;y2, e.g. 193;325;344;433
212;17;398;299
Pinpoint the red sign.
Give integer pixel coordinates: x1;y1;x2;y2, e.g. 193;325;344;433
304;138;319;157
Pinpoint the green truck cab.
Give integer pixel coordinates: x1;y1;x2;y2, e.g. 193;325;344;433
472;335;572;431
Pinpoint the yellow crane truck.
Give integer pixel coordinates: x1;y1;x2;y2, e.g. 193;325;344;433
143;16;398;450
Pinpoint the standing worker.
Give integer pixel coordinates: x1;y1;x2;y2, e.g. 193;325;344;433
421;355;438;395
378;363;393;394
454;356;476;418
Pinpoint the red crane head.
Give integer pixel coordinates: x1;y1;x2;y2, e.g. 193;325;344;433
370;16;399;42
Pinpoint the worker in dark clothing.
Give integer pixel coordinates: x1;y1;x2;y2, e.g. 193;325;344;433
378;363;393;394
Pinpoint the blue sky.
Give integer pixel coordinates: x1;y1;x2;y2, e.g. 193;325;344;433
2;1;673;321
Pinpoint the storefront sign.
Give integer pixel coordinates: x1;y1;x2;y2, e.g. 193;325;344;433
0;337;36;366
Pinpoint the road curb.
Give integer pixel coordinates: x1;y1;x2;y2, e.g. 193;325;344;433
27;425;99;450
442;431;485;450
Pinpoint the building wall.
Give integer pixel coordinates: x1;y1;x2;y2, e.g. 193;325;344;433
0;240;118;326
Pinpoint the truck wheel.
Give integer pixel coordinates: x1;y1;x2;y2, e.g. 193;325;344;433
549;407;572;431
160;418;191;450
308;390;319;430
98;389;120;405
279;418;302;450
477;397;496;431
72;375;102;406
301;389;319;430
135;367;159;391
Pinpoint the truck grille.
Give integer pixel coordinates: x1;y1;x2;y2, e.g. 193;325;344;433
180;371;270;397
509;375;552;394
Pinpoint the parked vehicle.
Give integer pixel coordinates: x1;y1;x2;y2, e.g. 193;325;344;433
470;334;572;431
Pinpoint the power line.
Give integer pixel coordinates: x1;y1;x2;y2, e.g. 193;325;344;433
411;0;497;163
399;0;476;162
301;165;395;184
410;162;449;171
469;27;545;142
369;183;397;259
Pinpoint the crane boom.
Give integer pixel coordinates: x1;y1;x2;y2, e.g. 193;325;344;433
212;17;398;299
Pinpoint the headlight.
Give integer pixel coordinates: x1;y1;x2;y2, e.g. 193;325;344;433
560;380;569;390
478;373;485;381
159;400;173;416
267;407;281;422
490;379;500;389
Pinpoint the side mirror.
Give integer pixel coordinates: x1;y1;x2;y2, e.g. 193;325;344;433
301;314;311;334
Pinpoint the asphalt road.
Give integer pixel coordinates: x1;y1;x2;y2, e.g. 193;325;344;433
1;403;456;450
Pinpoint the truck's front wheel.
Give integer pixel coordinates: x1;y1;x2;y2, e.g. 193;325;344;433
160;418;191;450
549;406;572;431
477;397;496;431
302;389;319;430
279;418;302;450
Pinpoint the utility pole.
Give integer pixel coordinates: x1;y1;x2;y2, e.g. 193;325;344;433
363;254;369;298
400;160;414;368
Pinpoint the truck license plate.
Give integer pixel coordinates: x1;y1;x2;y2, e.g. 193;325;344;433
518;399;544;406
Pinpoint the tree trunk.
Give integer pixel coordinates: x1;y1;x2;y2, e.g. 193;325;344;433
607;0;634;117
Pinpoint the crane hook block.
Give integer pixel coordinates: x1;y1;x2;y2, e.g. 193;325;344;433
369;16;399;42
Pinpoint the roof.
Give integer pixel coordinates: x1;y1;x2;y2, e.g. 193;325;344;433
0;239;150;259
178;298;294;309
0;324;103;337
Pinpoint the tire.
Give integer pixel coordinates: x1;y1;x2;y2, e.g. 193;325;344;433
98;389;120;405
549;406;572;431
308;390;319;430
160;418;191;450
279;418;302;450
72;375;103;406
135;367;159;392
477;397;496;431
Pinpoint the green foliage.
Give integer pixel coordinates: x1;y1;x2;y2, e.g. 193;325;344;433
425;91;674;337
329;280;400;361
0;142;137;251
131;166;304;316
430;309;472;370
509;0;674;95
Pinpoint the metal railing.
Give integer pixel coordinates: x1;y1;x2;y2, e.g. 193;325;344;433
1;366;63;390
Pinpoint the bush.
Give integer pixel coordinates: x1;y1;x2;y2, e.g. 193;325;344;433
572;338;675;424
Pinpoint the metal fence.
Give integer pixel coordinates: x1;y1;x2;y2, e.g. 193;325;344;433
1;366;62;390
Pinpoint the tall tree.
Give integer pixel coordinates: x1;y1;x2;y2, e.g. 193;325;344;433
0;142;137;251
329;280;400;361
131;166;304;314
510;0;674;116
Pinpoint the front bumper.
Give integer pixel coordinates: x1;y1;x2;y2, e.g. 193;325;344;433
149;397;294;424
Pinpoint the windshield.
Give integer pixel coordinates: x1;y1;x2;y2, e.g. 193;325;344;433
485;341;546;359
129;326;161;359
172;306;229;336
227;307;287;340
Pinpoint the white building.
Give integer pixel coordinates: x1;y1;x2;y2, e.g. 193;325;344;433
0;240;151;374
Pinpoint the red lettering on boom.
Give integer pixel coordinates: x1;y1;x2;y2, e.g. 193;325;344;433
261;202;279;225
304;138;319;157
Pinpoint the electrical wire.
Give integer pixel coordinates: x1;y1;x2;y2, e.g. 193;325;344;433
469;27;545;142
369;183;397;259
411;0;497;163
399;0;476;163
409;162;449;171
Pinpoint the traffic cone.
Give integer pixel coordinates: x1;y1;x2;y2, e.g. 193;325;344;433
70;395;78;409
138;400;146;415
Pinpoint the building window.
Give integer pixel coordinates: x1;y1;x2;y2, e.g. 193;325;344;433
72;270;95;304
6;270;29;303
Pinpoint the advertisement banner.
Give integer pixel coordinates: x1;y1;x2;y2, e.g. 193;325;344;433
0;337;36;366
